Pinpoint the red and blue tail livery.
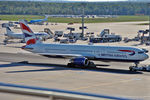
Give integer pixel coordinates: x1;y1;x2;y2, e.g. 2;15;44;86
19;19;37;44
19;20;34;37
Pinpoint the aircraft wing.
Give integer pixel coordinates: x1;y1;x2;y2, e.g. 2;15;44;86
37;53;95;59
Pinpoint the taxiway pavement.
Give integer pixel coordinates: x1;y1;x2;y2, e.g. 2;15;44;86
0;52;150;100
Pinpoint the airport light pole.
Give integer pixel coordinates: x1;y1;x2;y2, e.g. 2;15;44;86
81;3;86;38
79;2;88;39
149;13;150;37
81;6;84;38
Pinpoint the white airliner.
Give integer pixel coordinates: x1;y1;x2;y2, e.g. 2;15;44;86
19;19;149;71
4;26;51;43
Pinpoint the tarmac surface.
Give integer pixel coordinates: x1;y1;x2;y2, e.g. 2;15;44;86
0;21;150;100
0;51;150;100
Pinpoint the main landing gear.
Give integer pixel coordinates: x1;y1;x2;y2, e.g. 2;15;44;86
3;38;9;45
67;61;96;69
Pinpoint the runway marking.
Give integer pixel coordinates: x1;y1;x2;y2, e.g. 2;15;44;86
71;79;134;91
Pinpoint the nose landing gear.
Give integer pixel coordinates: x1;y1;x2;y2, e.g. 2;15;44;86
129;62;150;72
129;62;139;71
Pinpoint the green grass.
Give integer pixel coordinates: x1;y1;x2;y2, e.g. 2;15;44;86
0;15;43;21
0;15;149;23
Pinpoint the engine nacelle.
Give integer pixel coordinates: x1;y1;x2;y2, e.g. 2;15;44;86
70;57;89;66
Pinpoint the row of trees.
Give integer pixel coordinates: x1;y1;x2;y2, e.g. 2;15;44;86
0;1;150;15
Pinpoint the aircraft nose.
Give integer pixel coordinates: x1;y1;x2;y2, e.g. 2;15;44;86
144;53;149;60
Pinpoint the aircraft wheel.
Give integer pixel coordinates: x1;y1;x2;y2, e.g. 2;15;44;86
88;61;96;67
81;65;88;69
142;67;147;71
129;66;137;72
3;40;6;42
67;63;74;67
3;40;7;45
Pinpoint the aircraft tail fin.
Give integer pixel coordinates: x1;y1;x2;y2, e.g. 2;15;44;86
44;15;49;21
19;19;37;45
5;27;14;35
19;19;34;36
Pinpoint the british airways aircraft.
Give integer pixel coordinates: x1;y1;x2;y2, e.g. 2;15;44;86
19;19;149;71
28;16;48;24
3;26;51;44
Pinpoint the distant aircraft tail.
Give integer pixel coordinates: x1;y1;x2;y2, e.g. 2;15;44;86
5;27;14;35
19;19;34;36
19;19;38;45
44;15;49;21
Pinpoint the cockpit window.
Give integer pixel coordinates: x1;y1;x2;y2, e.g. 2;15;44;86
138;51;144;54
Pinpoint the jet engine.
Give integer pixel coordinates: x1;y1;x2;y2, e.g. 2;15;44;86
69;57;89;67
